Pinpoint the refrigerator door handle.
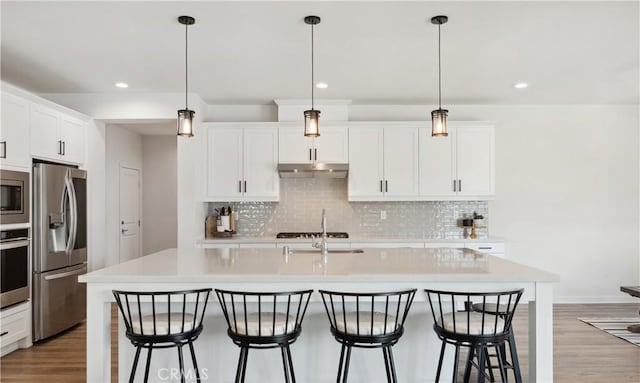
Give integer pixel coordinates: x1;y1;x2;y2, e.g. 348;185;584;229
43;265;86;281
64;171;78;255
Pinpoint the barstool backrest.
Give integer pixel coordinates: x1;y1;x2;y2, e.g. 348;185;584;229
319;289;417;338
113;288;212;337
215;289;313;337
424;289;523;337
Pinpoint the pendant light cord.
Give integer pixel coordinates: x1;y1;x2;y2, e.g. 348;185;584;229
438;23;442;110
311;22;315;110
185;22;189;109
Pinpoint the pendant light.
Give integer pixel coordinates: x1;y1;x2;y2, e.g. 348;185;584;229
177;15;195;137
431;15;448;137
303;15;321;137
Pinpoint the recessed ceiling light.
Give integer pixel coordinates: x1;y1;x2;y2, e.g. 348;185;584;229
316;82;328;89
514;82;529;89
114;82;129;88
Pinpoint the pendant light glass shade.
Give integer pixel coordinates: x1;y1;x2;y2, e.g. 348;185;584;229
431;15;449;137
431;108;448;137
177;15;195;137
177;109;195;137
304;16;321;137
304;109;320;137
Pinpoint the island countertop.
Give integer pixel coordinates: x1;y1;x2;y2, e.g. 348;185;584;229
79;247;557;284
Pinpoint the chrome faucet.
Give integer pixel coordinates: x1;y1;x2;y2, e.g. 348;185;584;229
313;209;329;256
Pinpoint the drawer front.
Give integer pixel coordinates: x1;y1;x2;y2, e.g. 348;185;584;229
465;243;505;254
0;309;29;348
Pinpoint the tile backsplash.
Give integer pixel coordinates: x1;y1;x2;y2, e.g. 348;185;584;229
208;178;488;239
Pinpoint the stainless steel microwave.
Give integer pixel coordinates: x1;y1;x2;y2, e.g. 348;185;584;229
0;169;30;225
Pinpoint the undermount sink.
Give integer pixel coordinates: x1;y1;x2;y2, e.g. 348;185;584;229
293;249;364;254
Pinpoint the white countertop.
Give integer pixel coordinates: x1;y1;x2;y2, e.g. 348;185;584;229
80;247;556;284
197;236;503;245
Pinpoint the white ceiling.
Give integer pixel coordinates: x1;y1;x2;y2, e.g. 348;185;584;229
2;1;638;105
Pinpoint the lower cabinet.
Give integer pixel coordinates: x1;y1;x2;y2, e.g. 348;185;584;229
0;302;31;357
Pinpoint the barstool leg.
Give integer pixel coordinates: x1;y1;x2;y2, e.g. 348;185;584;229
143;347;153;383
507;333;522;383
240;347;249;383
383;346;392;383
177;345;186;383
286;345;296;383
495;344;509;383
129;346;142;383
336;343;346;383
387;346;398;383
235;347;246;383
188;342;201;382
463;346;475;383
477;346;486;383
281;346;291;383
484;347;495;382
342;345;353;383
435;341;446;383
452;344;460;383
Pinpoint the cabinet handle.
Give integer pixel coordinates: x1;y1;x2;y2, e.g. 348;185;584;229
478;247;492;250
244;180;247;193
458;180;462;192
385;180;388;192
62;141;66;155
0;141;6;159
314;148;317;161
309;148;312;161
238;180;242;193
57;140;62;155
0;331;8;337
380;180;383;193
453;180;457;192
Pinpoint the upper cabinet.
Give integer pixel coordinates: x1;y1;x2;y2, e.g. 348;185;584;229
349;126;420;201
420;124;495;199
206;125;279;201
30;103;86;165
278;126;348;163
1;92;30;169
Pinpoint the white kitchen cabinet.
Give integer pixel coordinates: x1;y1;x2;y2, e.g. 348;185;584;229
30;103;86;165
420;124;494;199
0;92;30;169
0;302;31;357
278;126;348;163
464;242;505;258
206;126;279;201
348;127;419;201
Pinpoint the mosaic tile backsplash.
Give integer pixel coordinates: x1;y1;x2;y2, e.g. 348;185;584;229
208;178;488;239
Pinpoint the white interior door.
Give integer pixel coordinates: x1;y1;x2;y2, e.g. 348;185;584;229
119;166;140;263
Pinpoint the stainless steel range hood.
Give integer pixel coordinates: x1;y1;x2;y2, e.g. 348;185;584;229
277;163;349;178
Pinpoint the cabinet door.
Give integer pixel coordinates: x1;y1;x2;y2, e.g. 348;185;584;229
243;127;279;201
0;93;30;169
348;127;384;200
383;127;420;199
419;127;456;197
59;115;86;165
206;128;243;200
278;127;312;163
313;127;348;163
30;104;60;161
456;127;494;196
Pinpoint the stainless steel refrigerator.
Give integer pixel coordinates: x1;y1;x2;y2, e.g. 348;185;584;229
32;162;87;342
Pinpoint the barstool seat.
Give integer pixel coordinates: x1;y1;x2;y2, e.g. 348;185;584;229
438;312;505;335
472;302;508;314
335;312;397;336
131;313;196;335
231;312;296;336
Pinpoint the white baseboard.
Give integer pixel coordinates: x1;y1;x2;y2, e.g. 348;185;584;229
553;295;639;304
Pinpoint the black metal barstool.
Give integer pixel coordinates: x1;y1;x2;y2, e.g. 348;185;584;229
112;288;212;383
319;289;417;383
471;302;523;383
424;289;523;383
215;289;313;383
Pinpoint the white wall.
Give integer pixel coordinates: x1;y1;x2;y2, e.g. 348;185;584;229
86;120;107;271
105;125;143;266
142;135;177;255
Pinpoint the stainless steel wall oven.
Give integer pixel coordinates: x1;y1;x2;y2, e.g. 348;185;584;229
0;228;30;309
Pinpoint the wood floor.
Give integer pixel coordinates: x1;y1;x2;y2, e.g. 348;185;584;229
1;304;639;382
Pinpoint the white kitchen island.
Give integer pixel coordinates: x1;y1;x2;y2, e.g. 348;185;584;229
80;247;557;383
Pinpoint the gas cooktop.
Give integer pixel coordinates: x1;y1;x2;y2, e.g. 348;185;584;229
276;232;349;239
